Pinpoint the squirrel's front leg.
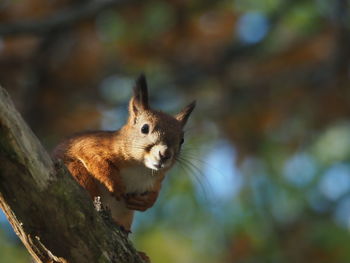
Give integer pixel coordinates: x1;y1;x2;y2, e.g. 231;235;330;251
86;157;126;200
124;191;159;211
124;178;163;211
124;191;158;211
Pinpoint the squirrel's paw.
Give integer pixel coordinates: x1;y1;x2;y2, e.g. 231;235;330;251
124;191;158;211
113;192;124;201
107;184;125;201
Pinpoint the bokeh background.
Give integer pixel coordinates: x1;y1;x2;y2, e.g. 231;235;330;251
1;0;350;262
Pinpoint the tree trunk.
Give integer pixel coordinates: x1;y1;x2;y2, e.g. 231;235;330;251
0;86;144;263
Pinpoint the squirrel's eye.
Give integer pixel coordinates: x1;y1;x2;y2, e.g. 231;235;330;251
141;124;149;134
180;138;184;145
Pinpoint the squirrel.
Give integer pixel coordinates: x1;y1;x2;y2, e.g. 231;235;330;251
52;74;195;232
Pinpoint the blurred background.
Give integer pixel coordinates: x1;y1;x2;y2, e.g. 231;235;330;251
1;0;350;262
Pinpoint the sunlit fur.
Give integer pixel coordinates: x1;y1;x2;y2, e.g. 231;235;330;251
52;74;195;231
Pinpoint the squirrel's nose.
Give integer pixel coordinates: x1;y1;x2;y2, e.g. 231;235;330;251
159;148;172;162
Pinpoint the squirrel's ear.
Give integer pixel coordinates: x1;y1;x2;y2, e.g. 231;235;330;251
129;74;149;117
175;100;196;127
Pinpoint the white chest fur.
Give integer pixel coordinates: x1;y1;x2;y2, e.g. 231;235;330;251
120;165;157;193
97;164;158;229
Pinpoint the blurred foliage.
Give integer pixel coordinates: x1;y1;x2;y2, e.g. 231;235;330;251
1;0;350;262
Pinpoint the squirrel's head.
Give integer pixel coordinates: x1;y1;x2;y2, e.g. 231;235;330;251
123;74;195;171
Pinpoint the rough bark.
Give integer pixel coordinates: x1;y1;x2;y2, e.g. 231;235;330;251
0;86;144;262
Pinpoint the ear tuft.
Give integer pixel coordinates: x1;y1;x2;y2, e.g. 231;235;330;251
134;74;149;109
129;74;149;119
175;100;196;127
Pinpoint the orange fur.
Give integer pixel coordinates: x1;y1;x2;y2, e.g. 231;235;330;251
52;74;195;232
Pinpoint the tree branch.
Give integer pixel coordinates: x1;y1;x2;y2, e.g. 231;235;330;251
0;0;129;36
0;86;144;262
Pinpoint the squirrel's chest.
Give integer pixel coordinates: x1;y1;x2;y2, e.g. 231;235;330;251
120;165;157;193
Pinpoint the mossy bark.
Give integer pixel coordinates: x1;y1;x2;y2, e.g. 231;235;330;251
0;86;144;263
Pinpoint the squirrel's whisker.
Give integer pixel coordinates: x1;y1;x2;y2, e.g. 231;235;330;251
175;155;211;202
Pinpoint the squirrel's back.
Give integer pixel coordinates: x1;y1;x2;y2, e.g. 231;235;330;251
52;130;116;161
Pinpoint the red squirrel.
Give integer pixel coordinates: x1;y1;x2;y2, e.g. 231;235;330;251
53;74;195;232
